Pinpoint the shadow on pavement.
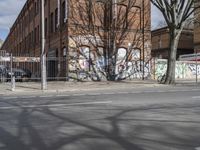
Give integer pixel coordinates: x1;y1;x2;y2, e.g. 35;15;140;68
0;100;200;150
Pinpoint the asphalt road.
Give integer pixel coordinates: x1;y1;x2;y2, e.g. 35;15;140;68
0;86;200;150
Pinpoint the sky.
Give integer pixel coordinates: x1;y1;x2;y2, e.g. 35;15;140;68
0;0;164;41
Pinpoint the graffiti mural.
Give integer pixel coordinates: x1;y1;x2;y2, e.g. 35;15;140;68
155;59;200;80
188;64;200;75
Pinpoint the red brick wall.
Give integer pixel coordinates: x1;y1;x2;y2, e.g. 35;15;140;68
194;2;200;53
2;0;151;77
152;27;194;59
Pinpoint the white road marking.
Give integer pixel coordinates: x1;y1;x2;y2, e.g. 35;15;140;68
118;92;130;94
21;96;36;99
3;97;18;100
39;95;54;98
104;92;115;95
72;94;86;96
192;96;200;99
192;89;200;91
0;101;112;110
56;94;70;97
195;147;200;150
87;93;102;96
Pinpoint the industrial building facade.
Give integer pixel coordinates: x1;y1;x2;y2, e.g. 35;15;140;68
194;1;200;53
152;27;194;59
2;0;151;80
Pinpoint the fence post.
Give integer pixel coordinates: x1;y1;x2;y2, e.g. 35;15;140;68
11;76;15;91
10;53;15;91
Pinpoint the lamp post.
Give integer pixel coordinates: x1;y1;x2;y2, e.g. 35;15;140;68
41;0;47;90
10;53;15;91
142;0;145;80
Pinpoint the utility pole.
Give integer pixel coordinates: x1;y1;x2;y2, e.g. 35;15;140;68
41;0;47;90
65;0;69;81
142;0;145;80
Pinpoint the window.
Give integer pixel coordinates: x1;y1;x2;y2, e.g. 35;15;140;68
117;48;127;61
45;18;48;37
55;8;58;31
62;1;66;25
132;49;141;60
34;27;37;44
34;2;37;15
50;12;54;33
31;31;34;47
37;25;40;43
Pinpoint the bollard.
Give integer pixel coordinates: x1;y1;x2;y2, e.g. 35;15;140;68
11;76;15;91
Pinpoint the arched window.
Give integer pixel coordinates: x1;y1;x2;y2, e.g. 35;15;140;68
79;46;90;59
117;48;127;61
132;48;141;60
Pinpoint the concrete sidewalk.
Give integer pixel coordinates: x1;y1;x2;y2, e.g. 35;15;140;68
0;80;162;95
0;79;199;96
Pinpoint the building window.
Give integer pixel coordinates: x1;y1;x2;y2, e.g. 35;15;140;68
117;48;127;61
55;8;58;31
34;27;37;44
50;12;54;33
31;31;34;47
34;2;37;15
37;0;40;14
132;49;141;60
37;25;40;43
62;1;66;25
45;18;48;37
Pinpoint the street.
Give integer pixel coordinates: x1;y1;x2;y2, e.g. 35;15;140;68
0;85;200;150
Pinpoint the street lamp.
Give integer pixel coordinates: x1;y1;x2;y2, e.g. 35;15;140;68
142;0;145;80
41;0;47;90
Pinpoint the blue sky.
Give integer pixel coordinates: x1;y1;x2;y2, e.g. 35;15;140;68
0;0;163;41
0;0;26;40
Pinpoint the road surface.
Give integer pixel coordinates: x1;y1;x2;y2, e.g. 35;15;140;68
0;85;200;150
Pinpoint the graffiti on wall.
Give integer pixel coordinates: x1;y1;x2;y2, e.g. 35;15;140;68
115;60;151;80
68;46;152;81
155;59;200;79
188;64;200;75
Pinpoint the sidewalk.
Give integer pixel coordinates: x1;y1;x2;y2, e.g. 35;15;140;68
0;80;162;96
0;79;199;96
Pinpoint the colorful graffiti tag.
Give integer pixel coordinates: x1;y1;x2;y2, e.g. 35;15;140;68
155;59;200;80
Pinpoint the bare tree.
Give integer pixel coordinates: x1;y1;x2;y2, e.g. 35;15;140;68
151;0;199;84
156;20;167;29
194;2;200;25
68;0;150;81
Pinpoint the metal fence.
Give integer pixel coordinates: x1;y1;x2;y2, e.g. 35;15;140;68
0;54;153;82
1;51;199;83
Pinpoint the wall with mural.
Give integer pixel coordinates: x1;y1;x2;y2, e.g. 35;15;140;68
67;47;152;81
155;59;200;80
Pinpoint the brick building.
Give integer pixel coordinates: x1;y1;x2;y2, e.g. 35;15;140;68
151;27;194;59
194;1;200;53
0;39;3;49
1;0;151;80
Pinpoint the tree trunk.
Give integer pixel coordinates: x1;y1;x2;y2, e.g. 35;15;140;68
164;29;181;84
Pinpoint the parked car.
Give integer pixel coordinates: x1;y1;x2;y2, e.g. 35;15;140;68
6;68;32;82
22;68;32;78
0;65;8;82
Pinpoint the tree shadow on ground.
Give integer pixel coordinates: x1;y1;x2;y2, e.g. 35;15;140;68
0;101;200;150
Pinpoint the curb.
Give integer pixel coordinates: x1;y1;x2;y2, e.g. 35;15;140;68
0;83;163;96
